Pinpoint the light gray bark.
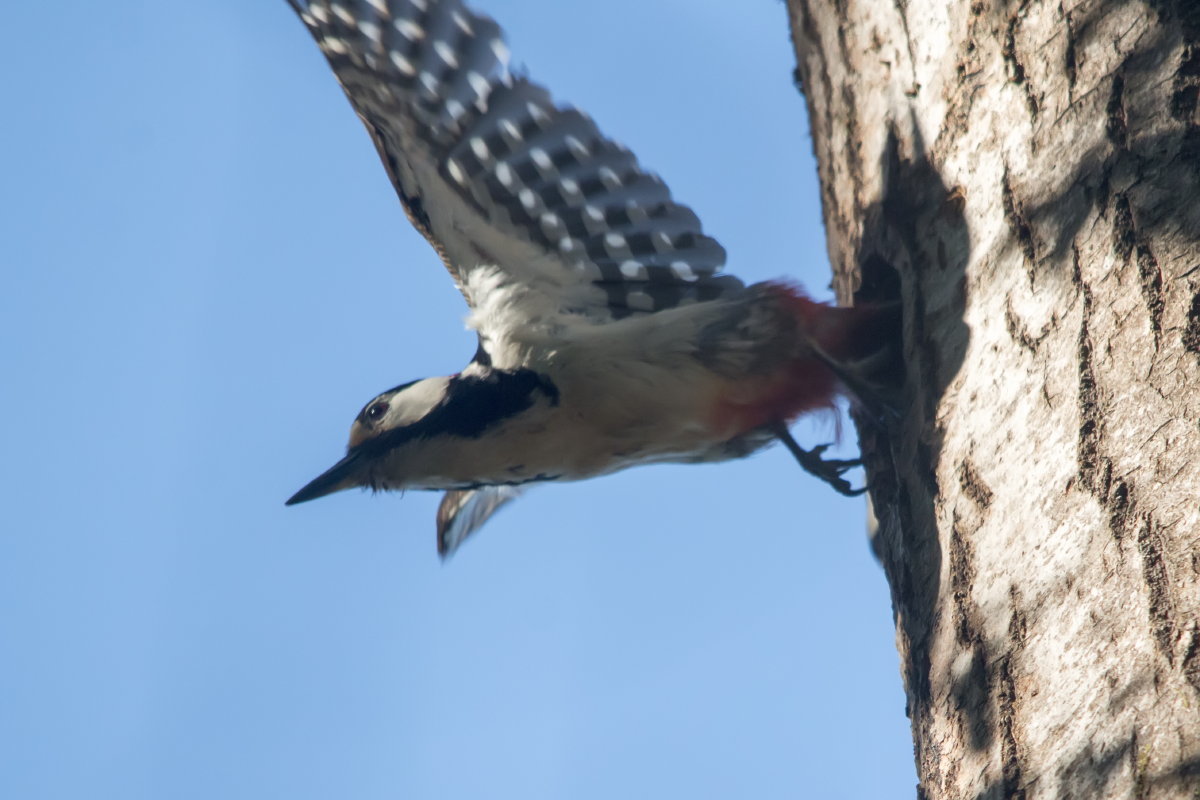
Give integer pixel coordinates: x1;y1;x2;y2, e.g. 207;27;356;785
786;0;1200;797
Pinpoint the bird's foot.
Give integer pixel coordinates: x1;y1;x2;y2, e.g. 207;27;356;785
770;425;867;497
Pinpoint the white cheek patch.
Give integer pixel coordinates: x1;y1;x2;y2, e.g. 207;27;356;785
387;377;452;426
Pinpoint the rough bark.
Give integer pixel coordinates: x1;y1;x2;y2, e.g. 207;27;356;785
786;0;1200;797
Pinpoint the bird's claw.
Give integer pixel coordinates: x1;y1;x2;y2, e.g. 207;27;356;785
794;443;867;497
771;429;869;497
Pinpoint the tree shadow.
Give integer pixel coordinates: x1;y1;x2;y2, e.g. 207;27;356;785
961;722;1200;800
848;118;971;745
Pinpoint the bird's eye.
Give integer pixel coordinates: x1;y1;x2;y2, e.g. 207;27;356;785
366;401;389;422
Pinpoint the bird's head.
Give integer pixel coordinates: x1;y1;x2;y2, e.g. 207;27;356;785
285;376;453;505
285;368;560;506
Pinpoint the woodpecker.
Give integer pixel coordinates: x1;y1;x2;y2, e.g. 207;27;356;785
283;0;898;557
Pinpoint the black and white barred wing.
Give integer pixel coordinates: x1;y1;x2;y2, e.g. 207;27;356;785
285;0;740;328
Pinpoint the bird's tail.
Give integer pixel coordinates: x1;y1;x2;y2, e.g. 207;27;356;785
704;282;902;437
772;283;904;419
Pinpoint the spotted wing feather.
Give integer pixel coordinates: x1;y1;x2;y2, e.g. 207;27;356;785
286;0;740;322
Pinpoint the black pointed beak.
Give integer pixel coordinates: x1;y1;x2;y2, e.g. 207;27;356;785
286;450;363;506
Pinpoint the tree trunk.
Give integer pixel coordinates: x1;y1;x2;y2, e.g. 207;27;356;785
786;0;1200;797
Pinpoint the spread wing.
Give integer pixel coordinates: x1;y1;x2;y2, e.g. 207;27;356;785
285;0;741;328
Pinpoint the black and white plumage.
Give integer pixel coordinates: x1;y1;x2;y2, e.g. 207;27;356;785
282;0;890;557
286;0;739;326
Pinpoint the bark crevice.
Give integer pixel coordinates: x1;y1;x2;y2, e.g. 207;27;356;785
788;0;1200;795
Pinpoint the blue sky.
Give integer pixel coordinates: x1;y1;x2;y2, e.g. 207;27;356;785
2;1;916;797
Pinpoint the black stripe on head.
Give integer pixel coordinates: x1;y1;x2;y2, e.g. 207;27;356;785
357;368;559;458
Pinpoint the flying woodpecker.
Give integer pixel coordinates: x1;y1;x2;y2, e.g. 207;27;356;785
282;0;899;557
